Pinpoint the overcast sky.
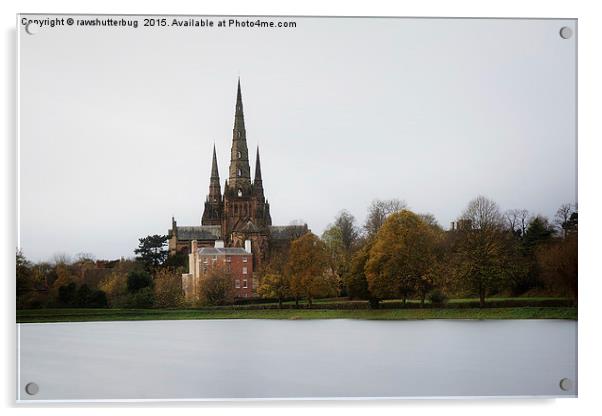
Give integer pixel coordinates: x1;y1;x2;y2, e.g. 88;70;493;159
18;16;576;262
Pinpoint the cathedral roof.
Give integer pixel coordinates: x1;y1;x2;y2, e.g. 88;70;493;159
172;225;221;241
269;225;308;240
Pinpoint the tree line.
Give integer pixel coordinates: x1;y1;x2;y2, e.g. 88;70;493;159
256;196;577;308
16;235;186;309
16;196;577;309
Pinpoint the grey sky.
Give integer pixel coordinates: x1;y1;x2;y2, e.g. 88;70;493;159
18;16;576;261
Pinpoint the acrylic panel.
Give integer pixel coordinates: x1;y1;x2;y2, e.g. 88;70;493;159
17;14;577;401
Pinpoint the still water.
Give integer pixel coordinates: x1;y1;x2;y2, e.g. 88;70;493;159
18;319;577;401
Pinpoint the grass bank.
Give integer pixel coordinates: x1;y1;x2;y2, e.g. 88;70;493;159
17;306;577;323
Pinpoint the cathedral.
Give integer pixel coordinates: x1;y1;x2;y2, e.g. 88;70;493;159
168;80;308;270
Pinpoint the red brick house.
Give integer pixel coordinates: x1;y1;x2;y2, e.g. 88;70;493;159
182;239;254;301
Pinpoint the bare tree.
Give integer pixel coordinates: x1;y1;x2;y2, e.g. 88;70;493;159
419;213;441;229
364;198;407;237
454;196;508;307
504;209;530;237
504;209;520;234
518;209;530;237
52;253;72;266
461;195;504;231
555;203;574;238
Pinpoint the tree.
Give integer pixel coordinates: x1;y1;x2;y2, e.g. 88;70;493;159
555;203;576;238
58;282;78;306
257;246;291;308
419;213;441;230
537;233;577;300
49;256;77;305
16;250;33;298
99;271;129;307
345;243;372;302
523;215;555;253
75;284;108;308
364;199;407;238
365;210;440;305
153;267;184;308
504;209;531;237
453;196;509;307
287;233;333;307
197;266;234;306
257;273;290;308
127;270;153;293
126;287;155;308
322;210;361;296
164;251;188;270
134;235;168;271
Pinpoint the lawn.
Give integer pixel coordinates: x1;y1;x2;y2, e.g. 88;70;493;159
16;306;577;323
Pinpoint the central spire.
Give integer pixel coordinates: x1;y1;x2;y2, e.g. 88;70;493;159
228;78;251;192
234;78;245;131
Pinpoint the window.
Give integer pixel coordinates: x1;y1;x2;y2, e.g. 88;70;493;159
238;189;242;197
243;280;248;288
235;280;240;288
237;169;242;177
242;257;248;263
242;266;248;275
202;266;208;273
212;256;217;262
203;257;208;264
226;256;231;263
237;151;242;159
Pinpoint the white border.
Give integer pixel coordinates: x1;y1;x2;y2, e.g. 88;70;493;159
3;0;602;415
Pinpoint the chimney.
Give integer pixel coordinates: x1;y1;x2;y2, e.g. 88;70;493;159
191;240;198;252
451;221;455;231
244;240;252;253
215;240;224;249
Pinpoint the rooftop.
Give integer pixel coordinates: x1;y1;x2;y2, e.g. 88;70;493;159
198;247;251;256
170;225;222;240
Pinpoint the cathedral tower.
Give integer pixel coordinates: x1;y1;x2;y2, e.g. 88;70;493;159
227;78;252;195
201;144;223;225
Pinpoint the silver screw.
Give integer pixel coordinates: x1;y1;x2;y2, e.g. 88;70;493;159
559;27;573;40
25;382;39;395
25;22;40;35
559;378;573;391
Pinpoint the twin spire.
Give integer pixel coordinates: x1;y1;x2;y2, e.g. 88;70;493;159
207;79;263;197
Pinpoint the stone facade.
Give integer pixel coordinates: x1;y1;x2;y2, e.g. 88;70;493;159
169;79;309;280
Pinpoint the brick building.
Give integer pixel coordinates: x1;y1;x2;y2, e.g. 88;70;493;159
182;240;254;300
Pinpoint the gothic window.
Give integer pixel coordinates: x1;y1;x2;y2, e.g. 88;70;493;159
238;189;242;197
237;151;242;159
237;169;242;177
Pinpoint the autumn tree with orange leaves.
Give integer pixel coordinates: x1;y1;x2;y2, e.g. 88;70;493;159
365;210;441;305
287;232;335;307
